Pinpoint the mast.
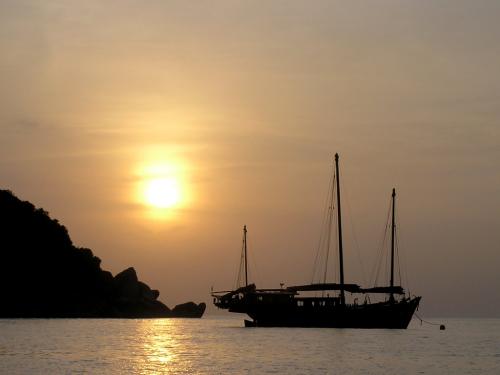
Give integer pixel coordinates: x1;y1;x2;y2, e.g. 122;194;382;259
390;188;396;302
334;153;345;305
244;225;248;286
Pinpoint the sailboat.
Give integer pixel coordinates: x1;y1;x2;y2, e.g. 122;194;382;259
212;154;421;328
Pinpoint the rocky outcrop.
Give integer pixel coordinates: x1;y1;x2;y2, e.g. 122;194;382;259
110;267;205;318
172;302;206;318
0;189;205;319
111;267;171;318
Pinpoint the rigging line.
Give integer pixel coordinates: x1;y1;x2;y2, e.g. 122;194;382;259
333;200;339;285
247;235;261;287
235;228;246;289
311;165;335;283
380;195;392;285
375;207;390;286
372;197;391;286
311;204;328;283
396;231;402;287
312;195;330;283
236;248;243;289
386;193;395;286
371;196;388;284
323;171;336;285
385;226;391;286
392;198;403;287
396;208;411;293
342;176;367;286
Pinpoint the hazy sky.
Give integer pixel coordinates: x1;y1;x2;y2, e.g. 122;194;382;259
1;0;499;317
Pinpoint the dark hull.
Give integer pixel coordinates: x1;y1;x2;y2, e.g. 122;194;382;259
231;297;421;329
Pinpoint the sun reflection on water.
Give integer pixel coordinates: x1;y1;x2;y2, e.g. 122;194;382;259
135;319;193;374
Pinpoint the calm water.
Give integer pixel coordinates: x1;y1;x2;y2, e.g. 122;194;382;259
0;316;499;374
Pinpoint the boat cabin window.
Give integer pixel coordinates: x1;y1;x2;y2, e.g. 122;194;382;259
258;296;263;301
297;300;304;307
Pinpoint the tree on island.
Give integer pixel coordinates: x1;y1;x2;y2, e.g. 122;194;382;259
0;189;205;318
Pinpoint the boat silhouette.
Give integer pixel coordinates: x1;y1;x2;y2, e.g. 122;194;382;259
212;154;421;328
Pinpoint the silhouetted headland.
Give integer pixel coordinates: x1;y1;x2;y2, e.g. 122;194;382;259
0;190;205;318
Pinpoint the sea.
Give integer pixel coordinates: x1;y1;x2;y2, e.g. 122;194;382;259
0;316;499;374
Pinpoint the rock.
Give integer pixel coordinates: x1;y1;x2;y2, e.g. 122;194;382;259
114;267;141;301
111;268;172;318
138;281;160;301
171;302;207;318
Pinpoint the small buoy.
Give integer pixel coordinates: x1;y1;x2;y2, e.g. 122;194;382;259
440;324;446;330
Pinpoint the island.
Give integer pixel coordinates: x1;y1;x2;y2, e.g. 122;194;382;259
0;189;206;318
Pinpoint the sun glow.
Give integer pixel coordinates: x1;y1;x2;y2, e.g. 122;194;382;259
144;178;181;208
134;156;190;219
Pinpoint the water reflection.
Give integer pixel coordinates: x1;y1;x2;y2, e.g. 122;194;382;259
136;319;192;374
4;318;496;374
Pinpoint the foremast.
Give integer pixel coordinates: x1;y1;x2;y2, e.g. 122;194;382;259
244;224;248;286
235;224;249;288
390;188;396;302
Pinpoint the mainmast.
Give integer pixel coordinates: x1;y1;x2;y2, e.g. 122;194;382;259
334;153;345;305
244;225;248;286
390;188;396;302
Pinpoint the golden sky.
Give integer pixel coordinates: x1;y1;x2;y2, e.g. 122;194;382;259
1;1;499;316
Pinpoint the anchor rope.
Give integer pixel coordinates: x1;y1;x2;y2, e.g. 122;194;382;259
414;312;443;327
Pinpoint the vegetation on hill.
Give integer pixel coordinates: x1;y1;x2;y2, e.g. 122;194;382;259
0;190;205;318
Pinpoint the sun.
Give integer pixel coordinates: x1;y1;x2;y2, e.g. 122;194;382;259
144;177;181;209
133;155;190;219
